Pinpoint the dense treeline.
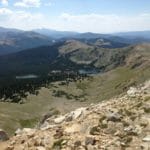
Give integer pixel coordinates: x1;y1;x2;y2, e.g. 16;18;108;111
0;71;87;103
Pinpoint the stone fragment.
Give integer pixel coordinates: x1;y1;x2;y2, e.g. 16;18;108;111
143;135;150;142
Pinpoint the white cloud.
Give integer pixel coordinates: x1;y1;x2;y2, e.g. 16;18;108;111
14;0;41;8
10;12;44;29
0;8;12;15
0;8;13;23
59;13;150;33
0;8;44;29
0;9;150;32
1;0;8;6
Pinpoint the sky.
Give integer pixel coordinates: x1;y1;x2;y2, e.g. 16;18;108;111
0;0;150;33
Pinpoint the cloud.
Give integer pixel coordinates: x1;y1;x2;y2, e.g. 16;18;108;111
1;0;8;6
59;13;150;33
0;8;13;23
14;0;41;8
0;9;150;32
0;8;12;15
0;8;44;29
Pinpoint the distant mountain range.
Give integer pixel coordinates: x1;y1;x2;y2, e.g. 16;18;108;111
114;31;150;39
1;27;150;56
0;38;149;77
33;28;78;39
34;28;150;43
0;27;53;55
0;27;150;76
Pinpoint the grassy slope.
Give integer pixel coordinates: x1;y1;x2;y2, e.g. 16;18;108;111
0;65;149;135
0;42;149;135
0;87;88;135
53;66;149;103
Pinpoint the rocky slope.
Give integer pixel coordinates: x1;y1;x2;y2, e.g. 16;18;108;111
0;80;150;150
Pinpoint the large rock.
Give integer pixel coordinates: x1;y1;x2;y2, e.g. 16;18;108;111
54;116;66;124
15;128;22;135
66;107;86;121
107;112;122;122
0;129;9;141
143;135;150;142
127;87;138;97
21;128;36;138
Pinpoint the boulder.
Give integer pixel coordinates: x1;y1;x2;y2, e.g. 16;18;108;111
15;128;22;135
107;112;122;122
143;135;150;142
67;107;86;121
127;87;138;97
0;129;9;141
54;116;66;124
22;128;36;134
